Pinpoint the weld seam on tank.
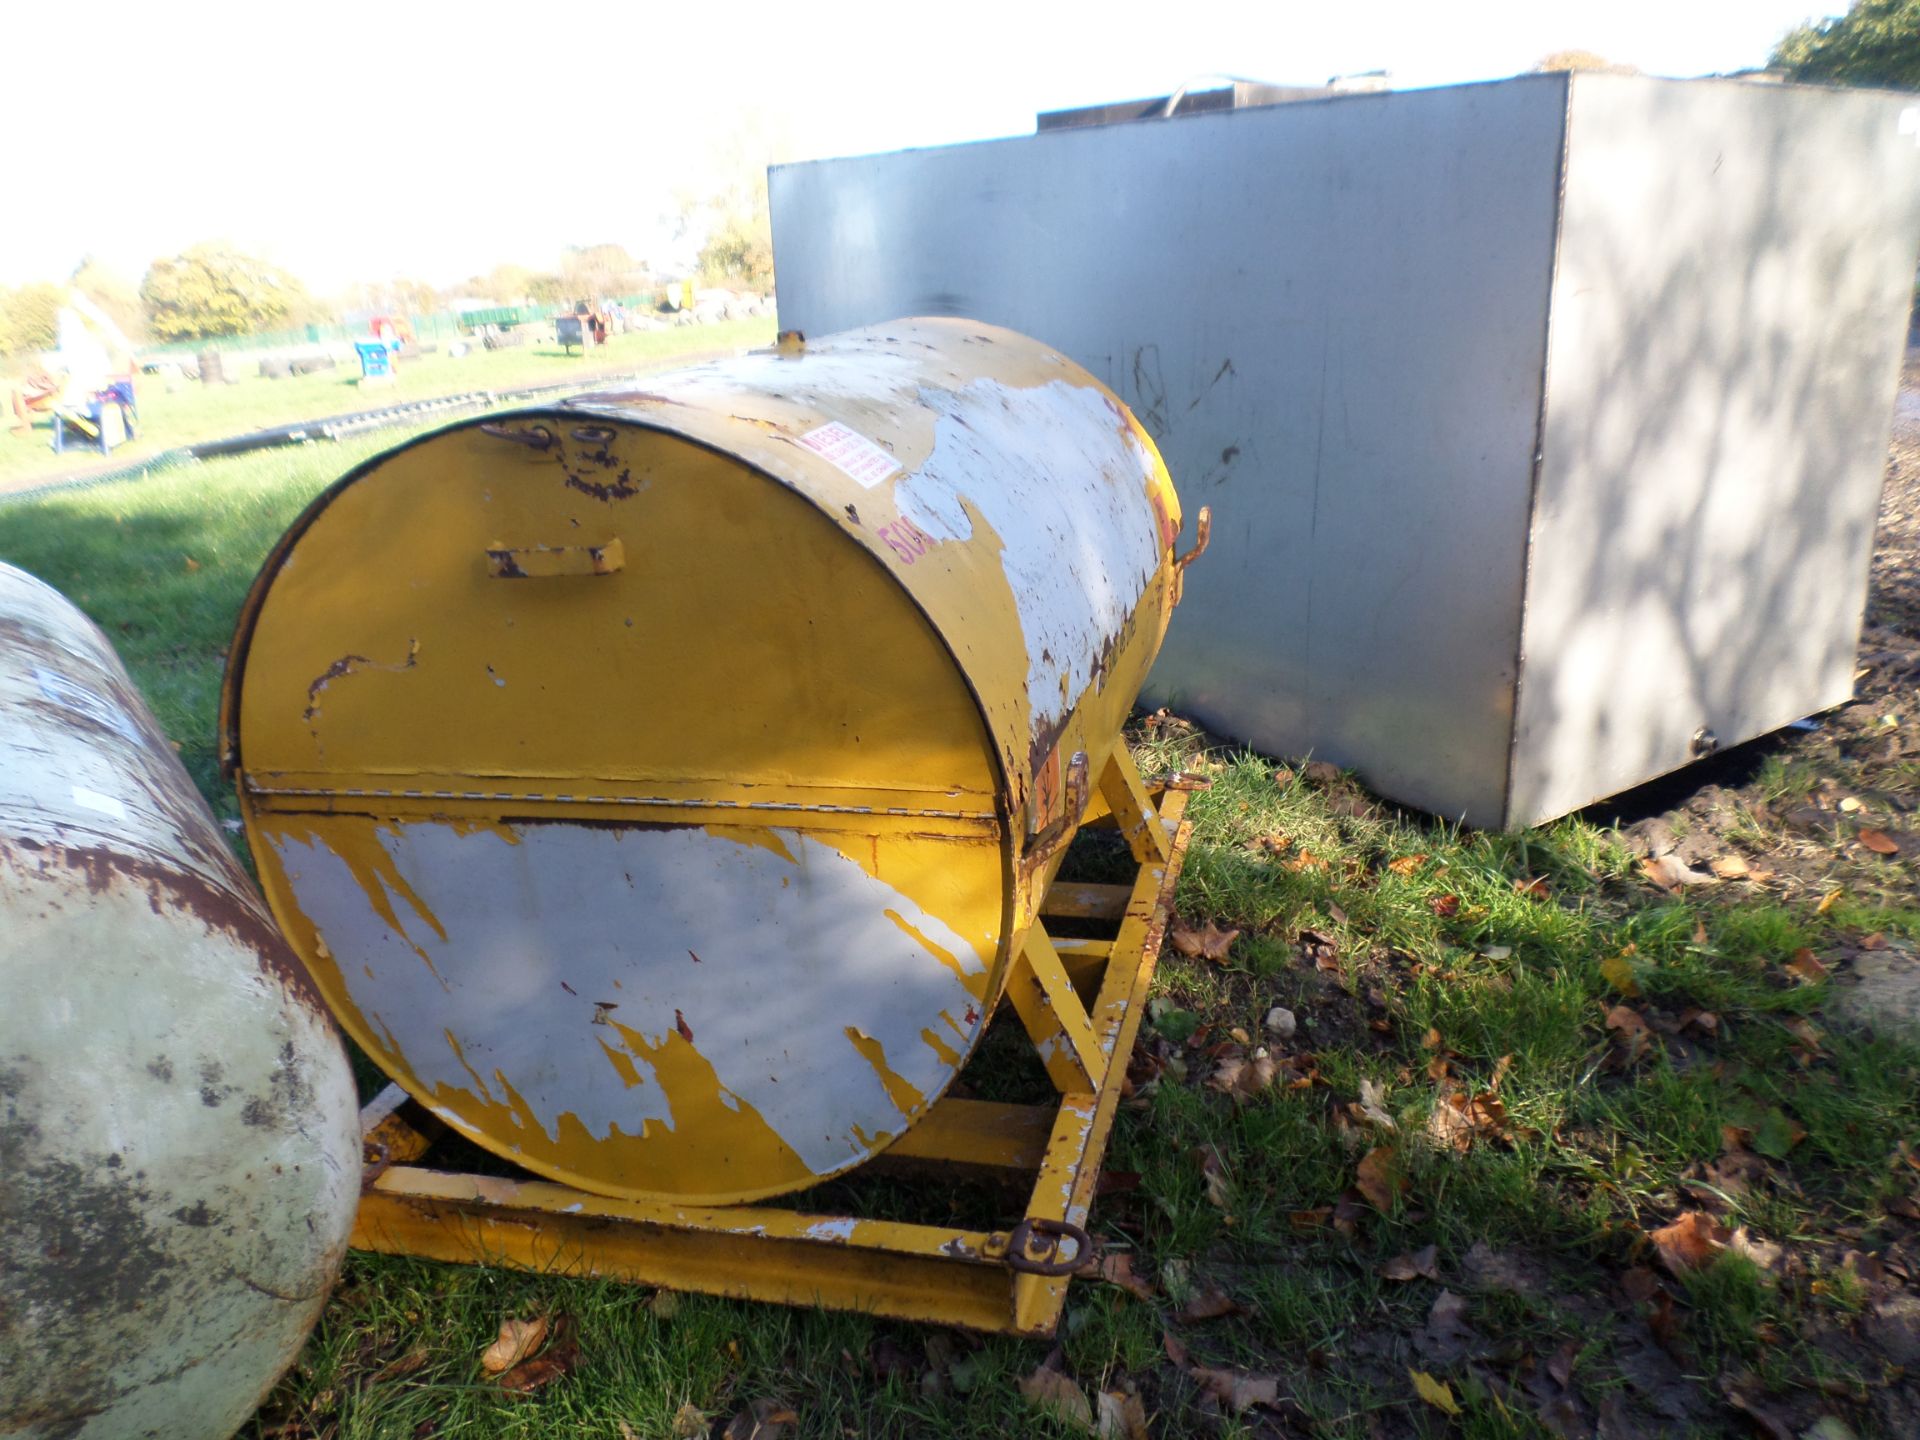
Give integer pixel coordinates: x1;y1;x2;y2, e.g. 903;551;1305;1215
242;784;993;820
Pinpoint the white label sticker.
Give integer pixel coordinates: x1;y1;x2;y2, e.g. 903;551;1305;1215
1902;107;1920;145
35;667;142;743
70;786;129;821
794;422;901;490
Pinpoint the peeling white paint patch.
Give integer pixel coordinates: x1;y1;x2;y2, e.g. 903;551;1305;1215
268;821;992;1178
69;785;128;821
894;378;1161;741
804;1218;859;1242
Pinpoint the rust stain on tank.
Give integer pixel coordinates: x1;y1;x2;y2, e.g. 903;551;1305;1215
302;640;420;730
1;835;326;1012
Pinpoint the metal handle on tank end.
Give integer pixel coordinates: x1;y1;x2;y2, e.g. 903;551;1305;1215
485;538;626;579
478;421;555;450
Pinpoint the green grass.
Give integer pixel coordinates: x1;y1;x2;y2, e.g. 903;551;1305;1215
1;317;774;493
3;449;1916;1438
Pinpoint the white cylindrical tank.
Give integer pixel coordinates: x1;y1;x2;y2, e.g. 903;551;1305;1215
0;563;361;1439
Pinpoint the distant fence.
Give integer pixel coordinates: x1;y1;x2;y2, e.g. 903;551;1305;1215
137;294;673;360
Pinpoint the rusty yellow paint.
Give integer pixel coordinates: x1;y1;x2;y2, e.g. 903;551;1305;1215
347;777;1195;1336
224;320;1184;1206
842;1026;928;1114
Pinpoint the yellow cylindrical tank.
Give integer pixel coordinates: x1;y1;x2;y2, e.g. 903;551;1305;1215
221;318;1185;1205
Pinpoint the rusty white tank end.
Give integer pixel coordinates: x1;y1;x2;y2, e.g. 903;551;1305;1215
0;563;360;1440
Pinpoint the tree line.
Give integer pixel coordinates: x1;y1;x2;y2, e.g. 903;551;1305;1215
0;202;770;358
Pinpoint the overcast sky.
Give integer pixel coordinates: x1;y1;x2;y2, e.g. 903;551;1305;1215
6;0;1842;293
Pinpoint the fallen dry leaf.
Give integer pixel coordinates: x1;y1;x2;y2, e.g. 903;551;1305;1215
1858;829;1900;856
1387;853;1428;876
1170;919;1241;963
1782;1016;1826;1051
1356;1077;1397;1131
1428;893;1461;918
1019;1364;1094;1431
1428;1290;1467;1326
1099;1251;1156;1302
479;1316;548;1375
723;1398;799;1440
1513;875;1551;899
1650;1211;1730;1275
1095;1389;1149;1440
1645;1286;1683;1353
1784;948;1829;984
1355;1146;1406;1212
1409;1369;1462;1416
1620;1266;1663;1303
1426;1088;1514;1152
1641;853;1710;891
1196;1144;1232;1213
1604;1004;1654;1062
1188;1365;1279;1413
1182;1282;1243;1321
1600;950;1640;997
1710;854;1751;879
494;1314;578;1396
1303;759;1342;784
671;1402;708;1439
1331;1193;1368;1237
1816;888;1843;915
648;1289;682;1321
1209;1047;1277;1104
1328;792;1377;822
1381;1244;1440;1282
1726;1227;1787;1274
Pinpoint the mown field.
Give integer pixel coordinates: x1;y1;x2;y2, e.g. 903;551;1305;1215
1;404;1916;1439
0;318;774;494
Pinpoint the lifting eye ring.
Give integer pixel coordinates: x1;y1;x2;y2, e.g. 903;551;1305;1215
1001;1216;1091;1275
1176;506;1212;571
360;1138;392;1192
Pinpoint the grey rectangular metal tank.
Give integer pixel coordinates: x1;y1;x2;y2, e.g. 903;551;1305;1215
770;73;1920;827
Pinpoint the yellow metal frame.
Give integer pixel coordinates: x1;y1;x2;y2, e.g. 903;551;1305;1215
350;746;1194;1337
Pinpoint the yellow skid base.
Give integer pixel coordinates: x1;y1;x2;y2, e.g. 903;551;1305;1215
352;773;1194;1337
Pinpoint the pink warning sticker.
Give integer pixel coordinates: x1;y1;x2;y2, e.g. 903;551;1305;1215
793;421;900;490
